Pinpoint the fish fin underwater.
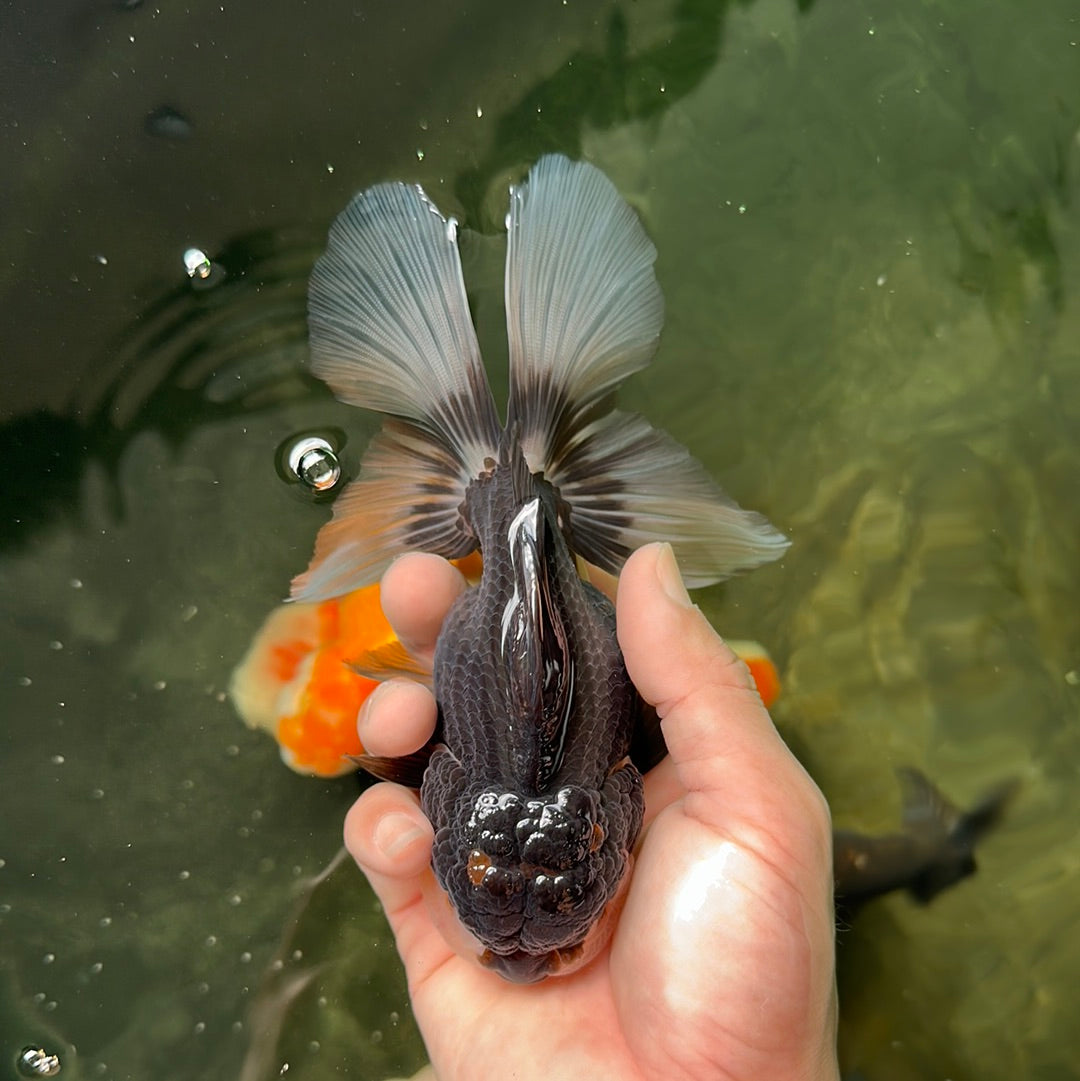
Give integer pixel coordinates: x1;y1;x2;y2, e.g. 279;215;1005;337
290;153;788;603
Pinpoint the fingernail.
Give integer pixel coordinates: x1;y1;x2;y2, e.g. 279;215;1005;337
373;811;427;859
655;542;693;608
356;681;387;735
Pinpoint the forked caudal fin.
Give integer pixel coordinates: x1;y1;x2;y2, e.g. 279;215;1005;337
292;154;788;602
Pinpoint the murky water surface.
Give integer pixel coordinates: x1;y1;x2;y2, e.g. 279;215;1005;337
2;1;1079;1078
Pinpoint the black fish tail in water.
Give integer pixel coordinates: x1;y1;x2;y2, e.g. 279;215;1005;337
292;156;788;981
833;768;1017;914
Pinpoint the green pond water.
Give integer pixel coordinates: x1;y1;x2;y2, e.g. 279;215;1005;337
2;0;1079;1078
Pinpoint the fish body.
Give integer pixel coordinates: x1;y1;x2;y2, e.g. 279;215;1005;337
291;155;788;981
423;445;644;980
833;768;1016;914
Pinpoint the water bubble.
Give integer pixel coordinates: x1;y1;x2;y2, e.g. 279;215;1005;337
183;249;213;280
286;436;342;492
17;1047;61;1077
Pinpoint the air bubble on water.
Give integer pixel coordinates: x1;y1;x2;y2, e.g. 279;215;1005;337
182;246;226;291
193;1021;206;1035
876;273;887;287
326;163;334;174
475;105;483;118
51;755;65;766
285;436;341;492
183;248;212;279
42;953;55;965
17;1047;61;1078
93;254;108;266
49;640;63;651
416;148;425;161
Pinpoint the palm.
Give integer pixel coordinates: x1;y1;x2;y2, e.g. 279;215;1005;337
346;545;837;1081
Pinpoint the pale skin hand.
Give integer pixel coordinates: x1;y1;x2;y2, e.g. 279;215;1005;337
346;543;839;1081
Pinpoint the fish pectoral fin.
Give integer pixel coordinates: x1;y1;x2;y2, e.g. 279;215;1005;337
349;638;432;688
353;743;436;789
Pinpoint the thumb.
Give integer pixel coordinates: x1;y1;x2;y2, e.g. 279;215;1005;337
616;543;825;837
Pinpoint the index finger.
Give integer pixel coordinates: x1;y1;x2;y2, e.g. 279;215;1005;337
380;553;468;665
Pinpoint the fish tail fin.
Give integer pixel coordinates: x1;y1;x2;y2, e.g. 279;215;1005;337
292;181;502;601
504;154;789;586
898;767;1018;903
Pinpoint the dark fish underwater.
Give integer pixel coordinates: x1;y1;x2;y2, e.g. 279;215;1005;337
290;154;788;982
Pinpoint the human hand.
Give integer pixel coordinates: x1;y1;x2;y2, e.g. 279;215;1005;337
345;542;839;1081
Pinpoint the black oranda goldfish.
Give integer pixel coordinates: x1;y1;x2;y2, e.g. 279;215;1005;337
290;155;789;982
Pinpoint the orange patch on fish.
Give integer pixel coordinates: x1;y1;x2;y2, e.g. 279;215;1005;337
229;555;484;778
229;583;395;777
727;639;782;709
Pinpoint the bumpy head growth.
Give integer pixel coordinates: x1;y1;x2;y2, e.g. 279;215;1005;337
425;750;643;982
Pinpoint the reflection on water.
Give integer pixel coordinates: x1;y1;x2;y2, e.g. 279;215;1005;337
2;0;1080;1078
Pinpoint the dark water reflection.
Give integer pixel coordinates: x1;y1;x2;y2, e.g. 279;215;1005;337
2;1;1080;1079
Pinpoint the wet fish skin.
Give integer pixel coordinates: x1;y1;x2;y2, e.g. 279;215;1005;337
422;454;644;981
